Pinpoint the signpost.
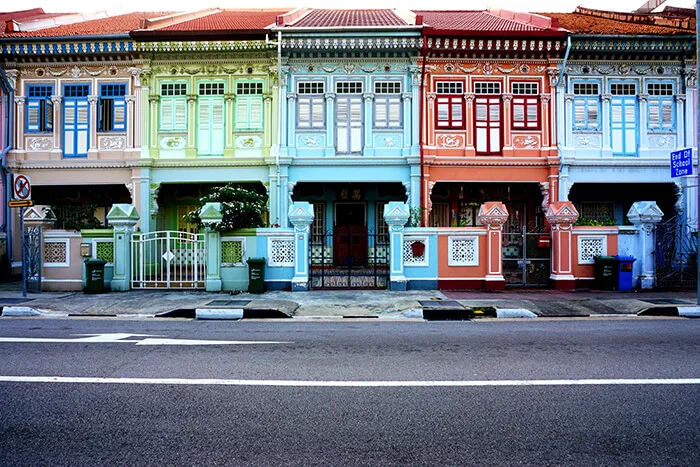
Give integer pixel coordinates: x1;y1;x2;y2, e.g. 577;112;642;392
9;174;32;297
670;148;693;178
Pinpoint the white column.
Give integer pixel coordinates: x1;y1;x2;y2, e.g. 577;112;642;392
601;93;612;152
87;95;98;157
14;97;25;151
363;92;374;156
286;93;296;156
639;93;649;150
125;95;136;149
50;96;62;155
402;92;412;156
324;92;336;156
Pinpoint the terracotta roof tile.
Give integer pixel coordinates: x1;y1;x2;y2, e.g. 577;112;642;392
155;10;286;31
543;11;695;35
415;10;556;33
1;11;171;38
289;9;409;28
0;9;70;23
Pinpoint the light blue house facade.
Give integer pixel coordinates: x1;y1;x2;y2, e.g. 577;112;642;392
552;8;697;225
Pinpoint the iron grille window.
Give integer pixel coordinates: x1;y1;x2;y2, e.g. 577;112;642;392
580;202;615;223
474;82;501;94
98;83;127;132
375;202;388;245
311;203;325;245
610;83;636;95
198;82;225;95
436;82;463;94
26;84;53;133
375;81;401;94
336;81;363;94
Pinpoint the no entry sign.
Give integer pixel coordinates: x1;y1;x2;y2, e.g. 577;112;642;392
12;174;31;201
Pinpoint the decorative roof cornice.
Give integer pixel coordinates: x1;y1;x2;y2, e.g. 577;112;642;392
1;40;134;56
281;36;422;51
138;40;271;52
7;159;138;170
426;37;564;54
571;36;695;54
139;159;271;169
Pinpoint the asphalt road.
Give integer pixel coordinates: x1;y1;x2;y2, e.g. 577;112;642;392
1;317;699;465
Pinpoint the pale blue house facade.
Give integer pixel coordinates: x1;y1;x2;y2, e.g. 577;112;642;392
551;8;697;226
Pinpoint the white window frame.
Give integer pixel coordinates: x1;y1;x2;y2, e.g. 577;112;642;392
297;81;325;130
577;235;608;265
221;236;247;267
572;80;601;131
235;80;264;131
44;238;71;268
447;236;479;266
159;81;188;132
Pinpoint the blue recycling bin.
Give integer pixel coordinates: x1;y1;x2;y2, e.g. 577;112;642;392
615;255;636;291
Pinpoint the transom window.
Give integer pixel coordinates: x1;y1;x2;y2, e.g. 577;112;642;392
648;83;674;96
336;81;363;94
198;82;225;95
436;82;463;94
298;81;325;94
161;83;187;96
100;83;126;97
512;82;539;94
474;82;501;94
64;84;89;98
610;83;636;95
573;83;599;95
27;85;52;98
375;81;401;94
237;82;264;95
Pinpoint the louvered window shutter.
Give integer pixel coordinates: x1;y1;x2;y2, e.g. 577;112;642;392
113;98;126;131
45;99;53;131
160;99;174;130
27;100;40;132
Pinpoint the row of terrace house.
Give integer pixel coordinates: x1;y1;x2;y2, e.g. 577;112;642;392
0;6;697;292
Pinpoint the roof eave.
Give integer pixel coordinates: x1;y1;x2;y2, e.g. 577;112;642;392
0;33;130;42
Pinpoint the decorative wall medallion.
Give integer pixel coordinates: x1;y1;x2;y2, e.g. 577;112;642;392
160;136;186;149
650;135;676;148
383;137;396;147
235;136;262;149
26;137;52;151
303;137;318;148
482;63;494;75
574;135;601;148
520;64;530;73
444;63;455;73
437;134;464;148
99;136;126;150
513;135;540;149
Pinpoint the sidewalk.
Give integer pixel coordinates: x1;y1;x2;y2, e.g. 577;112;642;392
0;281;697;319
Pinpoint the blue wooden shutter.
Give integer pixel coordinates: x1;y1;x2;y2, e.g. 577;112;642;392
113;97;126;131
63;99;89;157
45;99;53;131
611;97;637;154
26;100;40;132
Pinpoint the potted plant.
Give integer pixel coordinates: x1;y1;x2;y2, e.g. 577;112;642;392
411;240;425;257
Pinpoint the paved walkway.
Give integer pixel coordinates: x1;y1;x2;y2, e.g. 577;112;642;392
0;281;697;319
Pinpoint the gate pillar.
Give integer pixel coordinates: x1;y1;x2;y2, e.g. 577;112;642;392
289;202;314;291
545;201;579;290
477;202;509;290
200;202;223;292
628;201;663;289
22;206;56;293
106;204;139;291
384;202;410;291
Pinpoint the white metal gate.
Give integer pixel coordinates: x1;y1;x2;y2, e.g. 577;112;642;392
131;231;206;289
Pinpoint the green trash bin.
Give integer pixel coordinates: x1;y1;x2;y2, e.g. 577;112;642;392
84;258;107;294
593;255;619;291
246;257;266;294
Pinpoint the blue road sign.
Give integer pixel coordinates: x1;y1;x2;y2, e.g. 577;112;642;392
671;148;693;178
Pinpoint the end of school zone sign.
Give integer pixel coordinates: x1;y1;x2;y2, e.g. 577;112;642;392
671;148;693;178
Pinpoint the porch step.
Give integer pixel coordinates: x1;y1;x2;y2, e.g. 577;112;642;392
419;300;474;321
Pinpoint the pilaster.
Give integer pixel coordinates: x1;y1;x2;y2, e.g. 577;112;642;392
383;202;410;291
324;92;336;156
363;92;374;156
545;201;579;290
87;95;98;158
50;96;63;155
186;94;197;158
14;96;25;151
477;202;509;290
289;202;314;291
628;201;664;289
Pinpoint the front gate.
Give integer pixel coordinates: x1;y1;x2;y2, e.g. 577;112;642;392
131;231;206;289
655;216;697;289
502;221;550;286
309;228;389;289
23;226;42;293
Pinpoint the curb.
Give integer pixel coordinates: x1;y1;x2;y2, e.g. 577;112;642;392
637;306;700;317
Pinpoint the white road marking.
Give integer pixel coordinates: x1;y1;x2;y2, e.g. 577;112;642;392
0;333;291;346
0;376;698;387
